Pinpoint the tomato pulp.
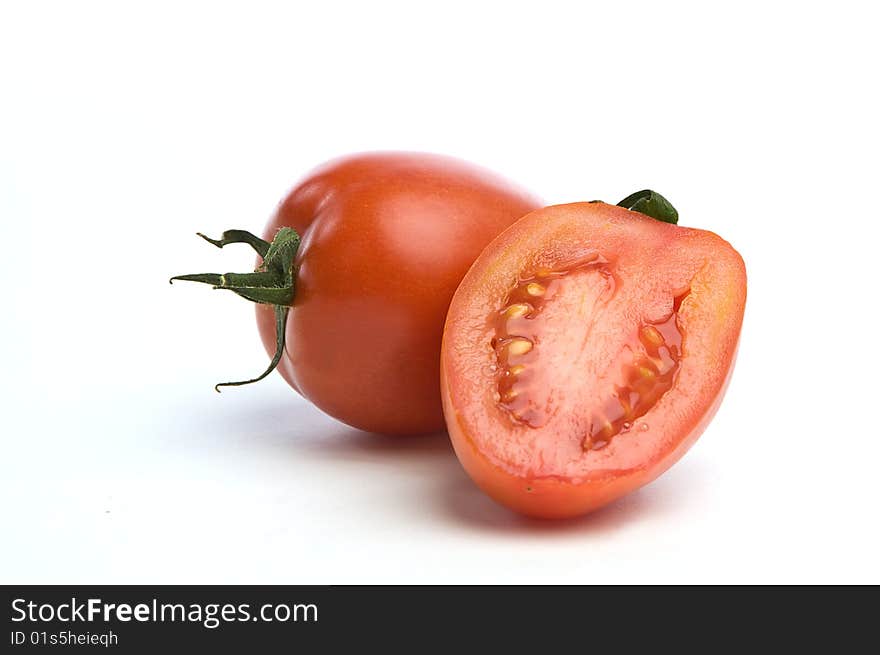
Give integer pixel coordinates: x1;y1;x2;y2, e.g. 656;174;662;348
441;201;746;518
245;152;541;435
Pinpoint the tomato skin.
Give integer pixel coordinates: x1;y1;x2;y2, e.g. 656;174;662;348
441;202;746;518
255;152;541;435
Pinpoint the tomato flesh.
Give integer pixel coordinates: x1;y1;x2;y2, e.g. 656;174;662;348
441;202;746;518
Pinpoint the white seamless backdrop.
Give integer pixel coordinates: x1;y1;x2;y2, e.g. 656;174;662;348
1;1;877;583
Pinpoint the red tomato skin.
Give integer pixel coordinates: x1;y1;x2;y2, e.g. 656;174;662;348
440;202;746;518
255;152;541;435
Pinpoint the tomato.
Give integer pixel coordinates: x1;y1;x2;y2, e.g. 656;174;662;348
440;200;746;518
173;152;541;435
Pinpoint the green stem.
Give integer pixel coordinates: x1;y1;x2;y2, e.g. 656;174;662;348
170;227;301;391
617;189;679;224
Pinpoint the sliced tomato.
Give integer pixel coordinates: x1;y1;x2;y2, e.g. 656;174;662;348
440;201;746;518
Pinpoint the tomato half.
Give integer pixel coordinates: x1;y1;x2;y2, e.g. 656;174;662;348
440;201;746;518
174;152;541;435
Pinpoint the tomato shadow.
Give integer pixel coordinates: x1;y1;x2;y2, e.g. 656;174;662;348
437;462;711;536
186;389;460;469
295;425;454;459
176;391;707;535
179;389;453;458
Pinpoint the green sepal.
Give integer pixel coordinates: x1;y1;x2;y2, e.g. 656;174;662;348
617;189;679;224
170;227;301;390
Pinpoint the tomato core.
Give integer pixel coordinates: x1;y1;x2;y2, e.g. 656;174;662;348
489;254;689;452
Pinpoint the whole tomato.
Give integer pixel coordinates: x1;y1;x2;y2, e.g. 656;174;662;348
173;152;541;435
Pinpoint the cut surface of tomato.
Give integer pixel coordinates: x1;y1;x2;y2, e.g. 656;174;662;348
441;201;746;518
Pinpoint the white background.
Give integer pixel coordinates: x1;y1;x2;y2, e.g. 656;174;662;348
2;1;878;584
